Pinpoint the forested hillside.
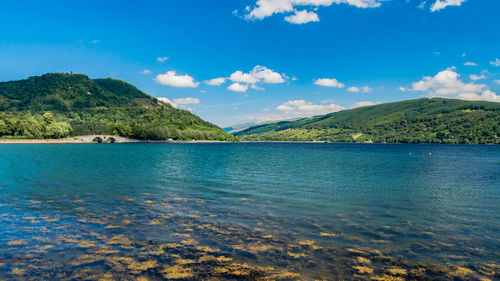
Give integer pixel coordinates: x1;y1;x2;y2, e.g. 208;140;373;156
0;73;236;141
236;98;500;144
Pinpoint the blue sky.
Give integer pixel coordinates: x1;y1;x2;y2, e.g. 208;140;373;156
0;0;499;127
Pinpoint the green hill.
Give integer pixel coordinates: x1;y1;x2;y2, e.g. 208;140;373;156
0;73;236;141
236;98;500;144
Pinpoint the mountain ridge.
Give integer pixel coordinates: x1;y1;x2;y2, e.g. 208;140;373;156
235;98;500;144
0;73;236;141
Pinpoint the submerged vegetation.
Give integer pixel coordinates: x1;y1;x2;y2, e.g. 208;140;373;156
1;193;498;280
0;73;237;141
236;98;500;144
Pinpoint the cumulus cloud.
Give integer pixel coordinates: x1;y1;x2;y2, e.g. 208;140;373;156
463;62;477;66
314;78;344;88
141;69;152;74
157;97;200;110
347;86;372;93
276;99;345;117
491;58;500;67
430;0;466;12
470;74;486;81
246;0;382;23
157;56;169;63
284;10;319;24
205;77;226;86
230;71;259;84
155;71;199;88
224;66;286;91
202;66;287;92
409;67;500;102
239;99;345;122
352;101;379;108
230;65;285;84
228;83;249;92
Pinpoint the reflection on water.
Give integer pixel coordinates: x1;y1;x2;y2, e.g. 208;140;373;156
0;143;499;280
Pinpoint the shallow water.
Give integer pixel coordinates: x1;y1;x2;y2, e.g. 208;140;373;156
0;143;499;280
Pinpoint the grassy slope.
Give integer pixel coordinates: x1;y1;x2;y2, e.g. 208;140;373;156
236;98;500;144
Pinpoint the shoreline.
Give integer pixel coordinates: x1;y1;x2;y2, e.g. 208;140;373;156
0;138;232;144
0;138;497;145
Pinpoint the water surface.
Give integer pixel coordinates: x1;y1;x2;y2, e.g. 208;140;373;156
0;143;499;280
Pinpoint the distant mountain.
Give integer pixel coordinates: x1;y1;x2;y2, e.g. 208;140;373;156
223;119;301;134
0;73;236;141
223;122;259;134
236;98;500;144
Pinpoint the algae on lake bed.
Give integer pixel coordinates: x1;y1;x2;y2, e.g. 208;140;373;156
0;143;499;280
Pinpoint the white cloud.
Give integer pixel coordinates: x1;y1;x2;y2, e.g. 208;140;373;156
226;66;286;91
157;97;200;110
141;69;152;74
463;62;477;66
490;58;500;67
459;90;500;102
410;67;500;102
228;83;249;92
251;84;265;90
157;97;172;105
246;0;382;23
173;97;200;105
284;9;319;24
398;87;407;92
154;71;199;88
90;40;100;44
205;77;226;86
276;99;345;117
240;99;345;122
230;65;285;84
430;0;466;12
417;1;426;9
347;86;372;93
314;78;344;88
252;66;285;83
157;56;169;63
230;71;259;84
352;101;379;108
470;74;486;81
495;80;500;85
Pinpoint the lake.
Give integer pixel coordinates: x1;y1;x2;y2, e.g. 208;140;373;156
0;143;499;280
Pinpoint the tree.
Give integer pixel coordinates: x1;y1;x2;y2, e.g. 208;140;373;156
0;119;7;136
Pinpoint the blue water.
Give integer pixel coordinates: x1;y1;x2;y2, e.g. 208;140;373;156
0;143;499;280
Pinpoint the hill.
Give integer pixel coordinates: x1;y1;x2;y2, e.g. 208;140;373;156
223;118;303;134
236;98;500;144
0;73;236;141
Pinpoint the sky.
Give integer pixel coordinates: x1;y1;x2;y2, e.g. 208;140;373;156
0;0;499;127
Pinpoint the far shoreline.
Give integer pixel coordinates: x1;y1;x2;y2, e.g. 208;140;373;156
0;138;497;145
0;138;232;144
